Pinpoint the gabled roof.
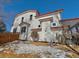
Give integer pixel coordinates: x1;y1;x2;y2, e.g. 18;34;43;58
60;18;79;22
36;9;63;18
15;10;40;18
15;9;63;18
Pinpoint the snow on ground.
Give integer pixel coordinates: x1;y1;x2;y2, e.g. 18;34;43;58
0;40;69;58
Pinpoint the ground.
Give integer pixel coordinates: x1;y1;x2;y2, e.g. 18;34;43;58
0;40;78;58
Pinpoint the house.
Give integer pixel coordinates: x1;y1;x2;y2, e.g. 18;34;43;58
60;18;79;34
11;9;64;42
60;18;79;45
10;8;79;43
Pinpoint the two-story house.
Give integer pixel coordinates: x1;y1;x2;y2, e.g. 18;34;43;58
11;9;65;42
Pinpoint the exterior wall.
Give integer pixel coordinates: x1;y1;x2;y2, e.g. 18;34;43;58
51;14;61;27
71;27;77;33
11;11;37;40
11;12;37;33
38;21;51;42
62;20;79;27
70;25;79;34
38;13;62;42
31;19;40;29
61;19;79;33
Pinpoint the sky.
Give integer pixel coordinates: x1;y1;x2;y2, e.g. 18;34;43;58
0;0;79;32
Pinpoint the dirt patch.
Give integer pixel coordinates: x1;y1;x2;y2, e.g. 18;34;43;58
30;41;48;46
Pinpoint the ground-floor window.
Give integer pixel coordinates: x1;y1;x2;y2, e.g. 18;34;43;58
21;26;26;33
13;28;17;33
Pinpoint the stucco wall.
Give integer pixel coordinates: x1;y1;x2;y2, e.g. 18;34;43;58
11;12;37;32
38;13;62;42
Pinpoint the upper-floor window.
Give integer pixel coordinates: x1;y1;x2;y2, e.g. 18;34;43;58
30;15;33;20
52;23;56;26
21;26;26;33
13;28;17;33
38;25;41;27
21;17;24;22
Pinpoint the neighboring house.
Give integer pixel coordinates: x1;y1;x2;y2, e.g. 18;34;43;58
10;9;79;42
60;18;79;34
60;18;79;45
0;19;6;32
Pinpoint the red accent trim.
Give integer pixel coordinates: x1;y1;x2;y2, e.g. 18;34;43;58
60;18;79;22
15;9;63;19
51;25;69;31
51;27;62;31
36;9;63;18
15;9;63;18
31;28;42;32
39;17;53;22
61;25;69;28
15;10;40;18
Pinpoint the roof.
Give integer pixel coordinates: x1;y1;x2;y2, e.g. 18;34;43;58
15;10;40;18
60;18;79;22
15;9;63;18
36;9;63;18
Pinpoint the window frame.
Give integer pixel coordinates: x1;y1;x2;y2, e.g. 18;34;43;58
21;26;26;33
13;28;17;33
30;15;33;21
52;23;56;26
21;17;24;22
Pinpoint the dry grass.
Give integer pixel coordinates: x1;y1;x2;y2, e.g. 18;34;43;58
71;45;79;52
54;44;79;58
0;53;41;58
0;49;40;58
66;52;79;58
54;44;72;51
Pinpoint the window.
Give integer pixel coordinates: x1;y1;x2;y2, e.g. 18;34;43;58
21;17;24;22
30;15;33;20
21;27;26;33
53;23;56;26
13;28;17;33
38;25;41;27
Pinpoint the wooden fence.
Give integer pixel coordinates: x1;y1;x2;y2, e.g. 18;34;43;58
0;32;19;44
